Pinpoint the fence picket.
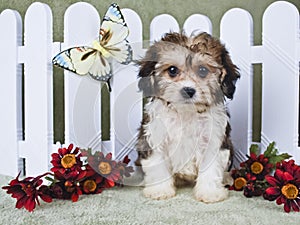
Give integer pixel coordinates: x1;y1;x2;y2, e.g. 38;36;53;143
105;9;143;159
220;8;253;163
0;10;23;176
0;1;299;176
63;2;102;150
261;1;300;161
20;2;53;176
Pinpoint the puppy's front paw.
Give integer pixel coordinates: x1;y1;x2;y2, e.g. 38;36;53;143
143;184;176;200
194;185;228;203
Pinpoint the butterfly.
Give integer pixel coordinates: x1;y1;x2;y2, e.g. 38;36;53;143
52;3;132;91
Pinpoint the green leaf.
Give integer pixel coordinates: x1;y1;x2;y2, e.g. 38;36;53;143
263;142;277;158
262;142;292;167
45;176;55;182
249;144;260;155
268;153;292;166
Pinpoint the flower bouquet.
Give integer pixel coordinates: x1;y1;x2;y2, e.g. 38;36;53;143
2;144;134;212
229;142;300;213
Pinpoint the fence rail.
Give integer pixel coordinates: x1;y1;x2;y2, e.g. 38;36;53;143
0;1;299;176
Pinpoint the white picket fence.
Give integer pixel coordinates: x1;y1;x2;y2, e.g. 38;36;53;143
0;1;299;177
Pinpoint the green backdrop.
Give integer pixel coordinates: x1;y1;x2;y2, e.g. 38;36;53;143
1;0;300;143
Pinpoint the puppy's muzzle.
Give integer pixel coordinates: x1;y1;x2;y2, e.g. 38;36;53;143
181;87;196;98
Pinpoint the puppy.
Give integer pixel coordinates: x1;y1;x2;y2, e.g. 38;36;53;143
135;32;240;203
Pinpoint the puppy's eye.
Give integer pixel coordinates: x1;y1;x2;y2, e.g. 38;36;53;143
198;66;209;78
167;66;179;77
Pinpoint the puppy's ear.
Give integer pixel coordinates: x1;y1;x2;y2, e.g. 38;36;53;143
137;46;159;97
220;49;240;99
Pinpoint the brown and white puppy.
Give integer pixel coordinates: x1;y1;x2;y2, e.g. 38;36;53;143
135;32;239;203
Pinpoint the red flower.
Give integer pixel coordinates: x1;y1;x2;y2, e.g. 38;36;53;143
80;164;104;194
3;143;135;212
2;172;52;212
50;170;86;202
229;167;265;197
241;153;273;181
264;161;300;213
82;151;121;186
50;144;83;179
229;168;248;191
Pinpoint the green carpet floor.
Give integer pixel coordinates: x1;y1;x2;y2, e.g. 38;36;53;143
1;174;300;225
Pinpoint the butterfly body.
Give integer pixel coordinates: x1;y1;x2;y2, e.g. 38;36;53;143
92;40;110;58
52;3;132;91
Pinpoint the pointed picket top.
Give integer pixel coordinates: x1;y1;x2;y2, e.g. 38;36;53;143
0;9;23;176
150;14;180;42
220;8;253;161
63;2;102;150
261;1;299;160
183;14;212;36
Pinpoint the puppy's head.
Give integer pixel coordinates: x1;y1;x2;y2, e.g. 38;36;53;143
138;32;240;108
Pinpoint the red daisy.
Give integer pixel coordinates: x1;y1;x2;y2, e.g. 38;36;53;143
50;144;83;179
80;164;104;194
264;161;300;213
241;153;273;181
82;151;121;186
229;168;248;191
2;172;52;212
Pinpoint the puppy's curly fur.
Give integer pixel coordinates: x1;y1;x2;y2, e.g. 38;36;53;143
136;32;240;203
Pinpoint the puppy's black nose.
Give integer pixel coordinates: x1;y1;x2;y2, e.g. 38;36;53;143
181;87;196;98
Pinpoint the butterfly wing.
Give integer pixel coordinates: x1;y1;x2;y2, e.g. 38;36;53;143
52;46;112;82
98;3;132;65
52;3;131;92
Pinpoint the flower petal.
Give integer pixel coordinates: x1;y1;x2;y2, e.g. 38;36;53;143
265;187;280;196
284;201;291;213
276;195;286;205
122;155;131;164
24;195;36;212
291;200;300;212
250;152;257;160
265;175;280;186
71;193;79;202
73;147;80;155
275;169;285;182
16;195;27;209
39;193;52;203
282;172;294;182
106;153;112;160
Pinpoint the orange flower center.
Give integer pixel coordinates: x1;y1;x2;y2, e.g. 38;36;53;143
83;180;97;193
98;162;112;175
250;162;264;174
234;177;247;190
281;183;299;200
61;154;76;169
